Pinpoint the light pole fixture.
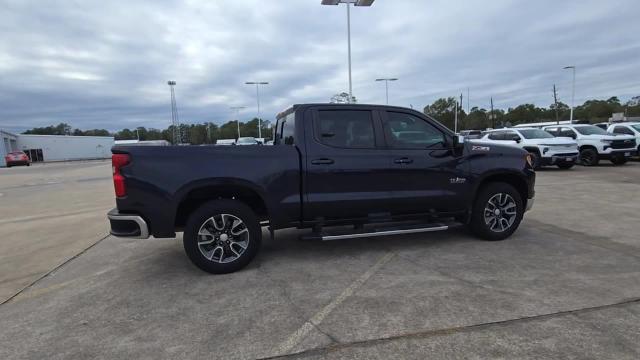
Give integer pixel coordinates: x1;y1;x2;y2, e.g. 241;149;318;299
375;78;398;105
230;106;246;139
563;66;576;122
245;81;269;139
321;0;376;104
167;80;180;144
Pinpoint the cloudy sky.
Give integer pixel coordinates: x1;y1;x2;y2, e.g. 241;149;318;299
1;0;639;133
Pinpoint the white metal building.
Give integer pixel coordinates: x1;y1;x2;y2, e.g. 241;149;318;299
16;135;114;163
1;130;19;167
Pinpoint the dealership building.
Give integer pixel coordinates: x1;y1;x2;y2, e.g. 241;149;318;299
1;130;114;167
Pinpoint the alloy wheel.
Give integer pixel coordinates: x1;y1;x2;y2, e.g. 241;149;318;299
483;193;517;233
197;214;249;264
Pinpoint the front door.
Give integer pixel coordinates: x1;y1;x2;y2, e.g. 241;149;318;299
380;110;468;215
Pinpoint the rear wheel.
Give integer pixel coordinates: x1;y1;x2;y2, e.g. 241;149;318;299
610;155;628;165
183;199;261;274
580;148;599;166
469;182;524;241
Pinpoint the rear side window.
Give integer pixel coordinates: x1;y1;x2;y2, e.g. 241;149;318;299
559;128;577;138
383;112;445;149
488;131;505;140
315;110;375;148
275;112;295;145
613;126;634;135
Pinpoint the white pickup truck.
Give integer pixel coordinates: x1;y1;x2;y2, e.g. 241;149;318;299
479;127;578;169
607;122;640;158
542;124;637;166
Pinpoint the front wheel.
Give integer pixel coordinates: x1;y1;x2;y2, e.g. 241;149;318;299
580;148;599;166
183;200;261;274
469;182;524;241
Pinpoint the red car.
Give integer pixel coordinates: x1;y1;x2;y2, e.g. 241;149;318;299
4;151;31;167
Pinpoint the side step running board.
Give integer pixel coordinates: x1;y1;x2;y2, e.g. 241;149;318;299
301;223;449;241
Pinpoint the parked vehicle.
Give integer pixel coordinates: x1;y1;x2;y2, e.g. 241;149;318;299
459;130;483;139
594;122;610;130
607;122;640;157
216;139;236;146
479;128;578;169
108;104;536;274
236;137;261;146
542;124;637;166
4;151;31;167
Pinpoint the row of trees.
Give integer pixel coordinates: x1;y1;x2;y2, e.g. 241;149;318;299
424;96;640;131
22;118;272;145
21;95;640;142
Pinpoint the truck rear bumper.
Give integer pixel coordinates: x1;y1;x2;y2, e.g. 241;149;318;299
108;208;150;239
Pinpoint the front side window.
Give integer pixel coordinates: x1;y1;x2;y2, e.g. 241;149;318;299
574;125;607;136
613;126;634;135
315;110;375;148
519;129;555;139
559;128;577;138
383;112;445;149
488;131;505;140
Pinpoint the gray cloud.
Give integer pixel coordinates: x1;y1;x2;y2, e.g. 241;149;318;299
1;0;639;132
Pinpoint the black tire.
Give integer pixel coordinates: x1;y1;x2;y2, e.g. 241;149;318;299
183;199;261;274
557;162;575;169
580;148;599;166
469;182;524;241
528;151;541;169
610;155;628;165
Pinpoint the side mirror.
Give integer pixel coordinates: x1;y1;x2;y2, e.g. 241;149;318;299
453;135;465;149
512;136;521;143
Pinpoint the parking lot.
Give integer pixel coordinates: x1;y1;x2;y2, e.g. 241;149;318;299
1;161;639;359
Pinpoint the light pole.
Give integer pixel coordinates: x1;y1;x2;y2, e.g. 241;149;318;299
321;0;375;103
167;80;180;145
230;106;246;139
375;78;398;105
563;66;576;122
245;81;269;139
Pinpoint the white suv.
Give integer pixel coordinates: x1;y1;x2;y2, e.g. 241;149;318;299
543;124;637;166
479;128;578;169
607;122;640;158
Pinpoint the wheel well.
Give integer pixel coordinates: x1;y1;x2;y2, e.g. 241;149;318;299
579;145;597;152
477;174;529;205
175;185;268;228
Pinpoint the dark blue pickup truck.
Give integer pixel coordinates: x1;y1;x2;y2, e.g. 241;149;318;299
108;104;535;274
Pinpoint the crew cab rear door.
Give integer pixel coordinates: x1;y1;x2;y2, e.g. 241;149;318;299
380;110;468;214
302;106;394;221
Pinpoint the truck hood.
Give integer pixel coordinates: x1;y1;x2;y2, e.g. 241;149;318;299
467;140;526;155
581;134;634;140
525;137;577;146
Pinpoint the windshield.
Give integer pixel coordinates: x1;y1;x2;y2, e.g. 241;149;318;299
518;129;554;139
631;124;640;132
574;125;608;135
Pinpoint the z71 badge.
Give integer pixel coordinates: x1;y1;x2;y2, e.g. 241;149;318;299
472;145;490;151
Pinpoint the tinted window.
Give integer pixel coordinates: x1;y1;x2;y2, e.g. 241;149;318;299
488;131;505;140
383;112;445;149
544;127;559;136
316;110;375;148
613;126;634;135
559;128;577;138
275;112;295;145
574;125;607;135
519;129;555;139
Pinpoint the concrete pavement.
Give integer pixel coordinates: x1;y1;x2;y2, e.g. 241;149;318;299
0;161;639;359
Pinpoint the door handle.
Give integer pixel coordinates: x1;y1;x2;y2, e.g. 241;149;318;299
311;158;334;165
394;157;413;164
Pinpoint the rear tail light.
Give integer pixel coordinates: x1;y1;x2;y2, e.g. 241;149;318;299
112;154;130;197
